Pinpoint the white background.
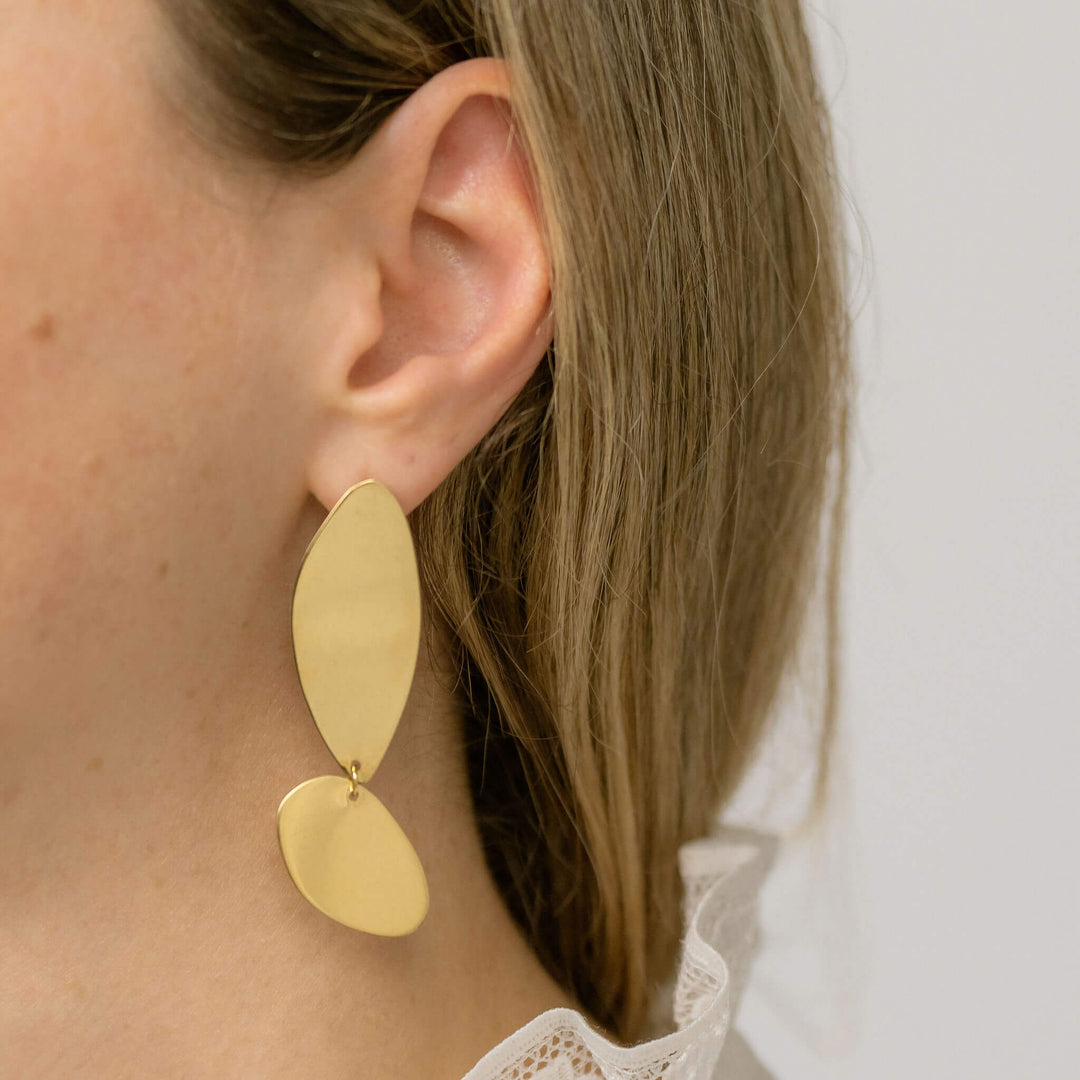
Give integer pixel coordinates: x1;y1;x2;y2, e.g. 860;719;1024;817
731;3;1079;1077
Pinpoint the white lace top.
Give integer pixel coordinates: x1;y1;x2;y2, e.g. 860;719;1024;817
460;825;780;1080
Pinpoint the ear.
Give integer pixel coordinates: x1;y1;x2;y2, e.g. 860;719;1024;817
303;57;554;516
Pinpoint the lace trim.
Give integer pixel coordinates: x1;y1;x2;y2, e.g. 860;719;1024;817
460;826;779;1080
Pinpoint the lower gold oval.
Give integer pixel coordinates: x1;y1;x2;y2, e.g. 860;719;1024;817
277;774;429;936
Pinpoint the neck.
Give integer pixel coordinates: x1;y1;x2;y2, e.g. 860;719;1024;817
0;503;580;1079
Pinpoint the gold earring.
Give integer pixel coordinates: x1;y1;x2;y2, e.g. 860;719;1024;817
276;479;430;936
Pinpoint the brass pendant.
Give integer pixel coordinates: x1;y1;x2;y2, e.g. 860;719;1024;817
276;479;429;935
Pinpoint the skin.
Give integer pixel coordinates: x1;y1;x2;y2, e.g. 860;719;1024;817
0;2;584;1077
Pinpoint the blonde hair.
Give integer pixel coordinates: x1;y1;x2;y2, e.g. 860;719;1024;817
159;0;854;1042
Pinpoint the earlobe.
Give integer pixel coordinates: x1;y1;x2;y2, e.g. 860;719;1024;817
304;58;553;517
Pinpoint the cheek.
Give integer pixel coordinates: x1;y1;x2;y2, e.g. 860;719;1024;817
0;309;266;736
0;271;299;740
0;31;305;733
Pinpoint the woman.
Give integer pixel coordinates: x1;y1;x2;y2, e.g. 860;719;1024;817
0;1;852;1077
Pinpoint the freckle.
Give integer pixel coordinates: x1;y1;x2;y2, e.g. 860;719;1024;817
30;313;56;341
85;756;104;773
151;874;165;889
80;452;104;475
146;841;157;855
65;977;88;1000
185;686;196;700
240;616;250;629
157;559;170;578
199;461;214;480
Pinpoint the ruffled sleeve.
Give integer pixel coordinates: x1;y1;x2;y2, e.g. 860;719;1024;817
460;824;780;1080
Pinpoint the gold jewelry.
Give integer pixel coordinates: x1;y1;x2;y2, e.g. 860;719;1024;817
276;479;429;936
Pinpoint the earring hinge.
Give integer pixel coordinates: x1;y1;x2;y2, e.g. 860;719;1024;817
346;760;364;801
